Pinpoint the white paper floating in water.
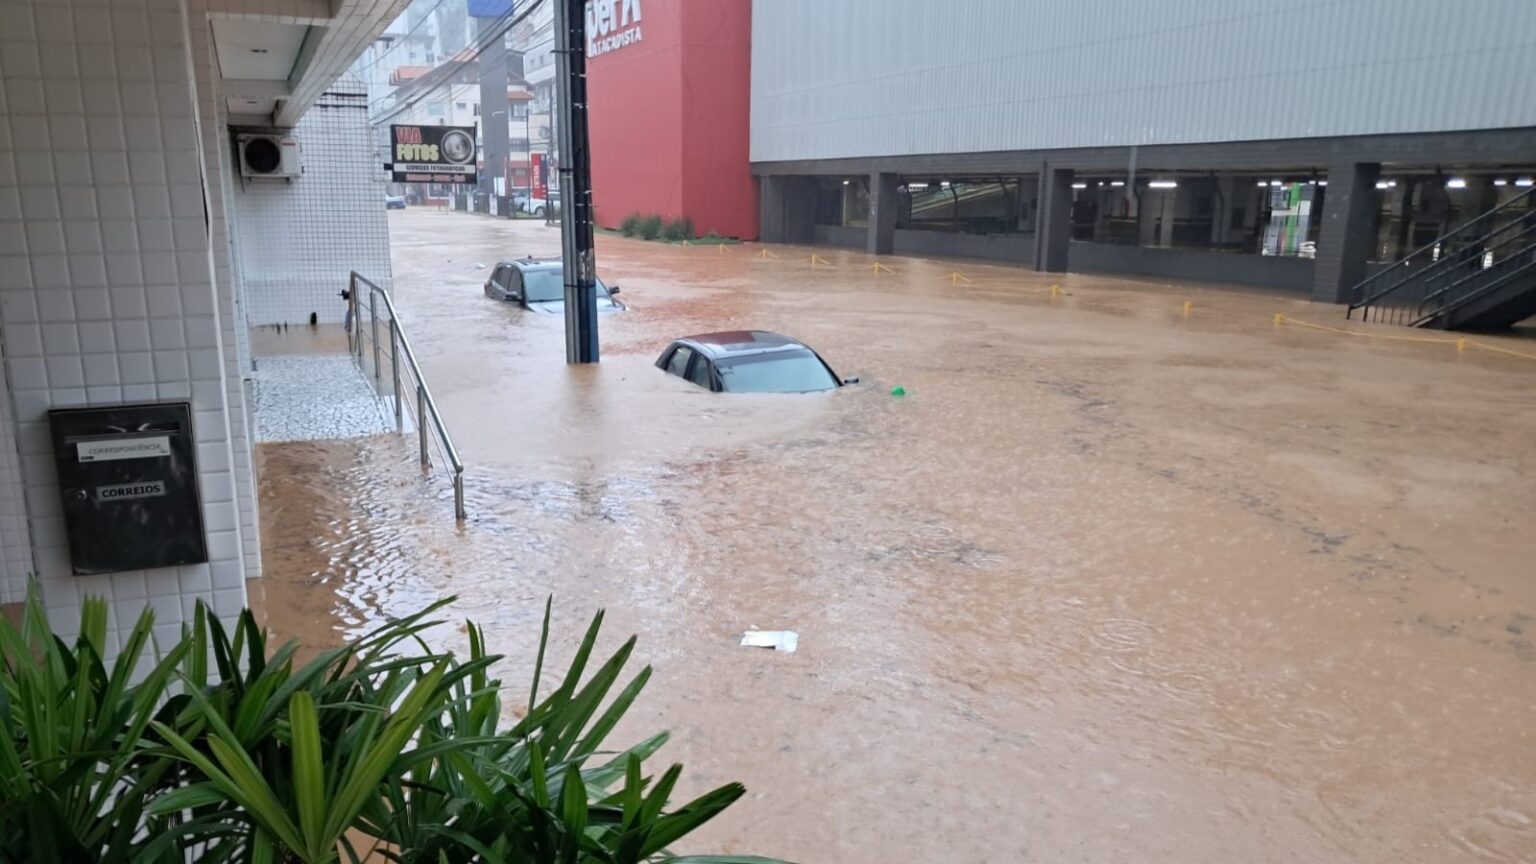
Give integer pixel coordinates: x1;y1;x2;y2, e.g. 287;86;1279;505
740;630;798;653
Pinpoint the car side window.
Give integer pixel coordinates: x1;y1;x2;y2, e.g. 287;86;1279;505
506;269;523;299
492;266;511;289
687;356;714;390
665;346;694;377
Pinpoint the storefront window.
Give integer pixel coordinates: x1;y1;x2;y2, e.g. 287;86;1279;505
897;179;1031;234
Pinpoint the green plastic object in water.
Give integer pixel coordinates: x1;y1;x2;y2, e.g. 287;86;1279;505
891;385;907;397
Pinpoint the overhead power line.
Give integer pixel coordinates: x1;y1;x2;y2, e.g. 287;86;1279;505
368;0;549;125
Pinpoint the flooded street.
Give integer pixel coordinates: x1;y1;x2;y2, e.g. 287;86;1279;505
253;210;1536;863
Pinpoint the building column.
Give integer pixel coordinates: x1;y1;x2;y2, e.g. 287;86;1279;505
1312;162;1381;303
867;172;899;255
1035;166;1074;272
759;176;817;244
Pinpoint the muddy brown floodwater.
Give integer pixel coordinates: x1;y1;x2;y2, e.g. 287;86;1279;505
252;210;1536;863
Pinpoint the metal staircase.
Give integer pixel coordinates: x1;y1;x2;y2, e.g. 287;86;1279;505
1347;187;1536;330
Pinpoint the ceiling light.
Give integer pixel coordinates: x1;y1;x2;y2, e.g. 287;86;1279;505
1110;180;1125;187
1256;181;1269;187
1375;182;1389;189
940;181;951;189
842;180;850;186
1446;178;1468;189
1148;180;1178;189
1516;178;1534;187
1318;180;1327;186
1494;179;1508;187
1270;179;1284;186
1071;182;1088;189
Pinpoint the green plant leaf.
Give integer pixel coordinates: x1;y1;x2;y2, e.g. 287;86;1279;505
559;761;589;864
289;690;328;858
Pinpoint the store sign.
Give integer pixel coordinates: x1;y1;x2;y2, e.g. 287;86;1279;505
586;0;642;58
390;124;478;184
532;153;547;200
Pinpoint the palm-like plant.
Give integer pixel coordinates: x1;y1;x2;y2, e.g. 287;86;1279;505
0;590;788;864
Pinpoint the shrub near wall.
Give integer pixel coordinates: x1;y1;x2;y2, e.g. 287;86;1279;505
619;213;717;244
662;217;694;242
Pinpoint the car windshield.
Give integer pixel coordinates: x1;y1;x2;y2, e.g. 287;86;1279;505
522;269;610;303
716;350;838;393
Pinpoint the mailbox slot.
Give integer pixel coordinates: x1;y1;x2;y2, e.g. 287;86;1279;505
48;402;208;575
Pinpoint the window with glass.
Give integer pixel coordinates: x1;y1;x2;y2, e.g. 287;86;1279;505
716;351;838;394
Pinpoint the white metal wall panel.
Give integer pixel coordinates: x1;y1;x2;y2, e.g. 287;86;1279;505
750;0;1536;162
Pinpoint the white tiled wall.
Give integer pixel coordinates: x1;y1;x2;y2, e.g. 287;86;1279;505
0;0;247;647
186;2;261;577
233;78;393;327
0;355;33;605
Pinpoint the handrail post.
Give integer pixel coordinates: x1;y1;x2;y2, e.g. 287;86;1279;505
370;292;380;380
454;471;465;521
389;318;402;431
417;384;428;466
348;273;359;356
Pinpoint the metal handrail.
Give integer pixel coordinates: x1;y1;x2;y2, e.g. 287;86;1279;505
1348;186;1536;315
1410;251;1536;328
347;272;466;520
1416;218;1536;308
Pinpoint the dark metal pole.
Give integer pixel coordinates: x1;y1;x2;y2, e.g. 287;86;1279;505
555;0;598;363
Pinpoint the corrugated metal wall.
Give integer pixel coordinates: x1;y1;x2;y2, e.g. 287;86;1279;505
750;0;1536;163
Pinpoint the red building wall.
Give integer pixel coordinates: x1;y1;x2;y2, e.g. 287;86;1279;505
588;0;757;239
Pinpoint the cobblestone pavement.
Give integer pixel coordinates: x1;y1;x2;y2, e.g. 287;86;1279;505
251;354;394;443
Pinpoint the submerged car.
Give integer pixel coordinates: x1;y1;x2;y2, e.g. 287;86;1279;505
385;195;407;210
483;258;624;312
655;331;856;393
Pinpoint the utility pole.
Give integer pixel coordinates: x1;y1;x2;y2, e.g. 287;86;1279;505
554;0;598;363
476;16;509;213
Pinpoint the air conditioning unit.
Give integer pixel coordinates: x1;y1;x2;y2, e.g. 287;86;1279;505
237;134;300;179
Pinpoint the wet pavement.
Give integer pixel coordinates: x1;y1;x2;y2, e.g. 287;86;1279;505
252;209;1536;863
251;355;394;443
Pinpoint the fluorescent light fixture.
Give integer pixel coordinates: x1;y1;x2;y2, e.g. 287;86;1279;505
1318;180;1328;186
1375;182;1389;189
842;180;850;186
906;182;927;191
1446;178;1468;189
1494;179;1508;187
1110;180;1125;187
1071;182;1088;189
1256;181;1269;187
940;181;951;189
1516;178;1534;187
1148;180;1178;189
1270;179;1284;186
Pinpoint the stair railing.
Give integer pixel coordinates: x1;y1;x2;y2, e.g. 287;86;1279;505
346;272;466;520
1347;186;1536;326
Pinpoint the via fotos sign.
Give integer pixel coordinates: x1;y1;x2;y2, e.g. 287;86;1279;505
586;0;642;58
390;124;478;184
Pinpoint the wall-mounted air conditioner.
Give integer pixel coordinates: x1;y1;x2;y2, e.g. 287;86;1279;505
237;134;301;179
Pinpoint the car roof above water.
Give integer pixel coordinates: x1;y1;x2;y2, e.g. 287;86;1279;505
498;258;562;272
679;330;809;359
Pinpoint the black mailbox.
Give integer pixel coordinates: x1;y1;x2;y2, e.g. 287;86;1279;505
48;402;208;575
